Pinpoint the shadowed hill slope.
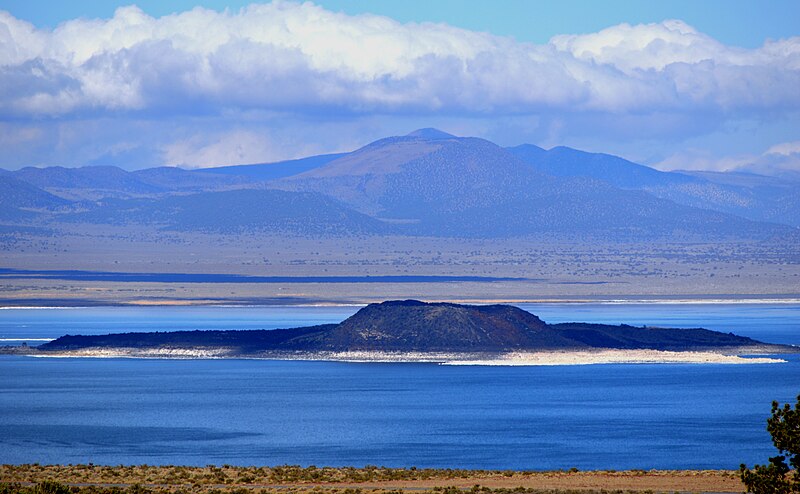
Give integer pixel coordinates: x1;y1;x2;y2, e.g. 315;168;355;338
0;175;71;220
0;175;70;210
64;188;392;235
13;166;163;198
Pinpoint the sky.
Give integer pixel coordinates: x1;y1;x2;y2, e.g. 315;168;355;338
0;0;798;173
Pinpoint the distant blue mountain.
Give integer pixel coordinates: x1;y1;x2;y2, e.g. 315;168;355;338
508;145;694;188
509;144;800;227
66;188;391;235
405;128;457;140
0;175;71;220
202;153;347;181
11;163;269;200
13;165;163;197
0;175;70;209
670;170;800;227
277;130;788;238
132;166;250;191
2;128;797;238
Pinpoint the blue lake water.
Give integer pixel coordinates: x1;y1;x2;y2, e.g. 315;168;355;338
1;303;799;470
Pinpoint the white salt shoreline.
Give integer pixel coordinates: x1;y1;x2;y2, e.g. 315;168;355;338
25;347;788;365
440;350;786;366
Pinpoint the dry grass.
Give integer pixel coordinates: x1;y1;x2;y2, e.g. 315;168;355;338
0;464;745;494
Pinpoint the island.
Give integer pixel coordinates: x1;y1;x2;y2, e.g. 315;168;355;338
10;300;797;364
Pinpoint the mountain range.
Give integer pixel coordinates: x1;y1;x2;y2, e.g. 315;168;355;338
2;128;797;239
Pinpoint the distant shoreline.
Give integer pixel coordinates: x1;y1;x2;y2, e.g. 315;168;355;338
3;295;800;309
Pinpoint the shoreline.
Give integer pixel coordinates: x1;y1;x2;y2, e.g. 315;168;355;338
14;347;790;365
3;295;800;309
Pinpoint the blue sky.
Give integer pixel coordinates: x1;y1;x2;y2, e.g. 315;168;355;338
4;0;799;48
0;0;798;172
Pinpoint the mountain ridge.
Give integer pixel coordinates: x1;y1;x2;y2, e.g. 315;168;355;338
3;128;798;238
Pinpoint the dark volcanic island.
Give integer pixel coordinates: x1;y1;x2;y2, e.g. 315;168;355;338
17;300;798;364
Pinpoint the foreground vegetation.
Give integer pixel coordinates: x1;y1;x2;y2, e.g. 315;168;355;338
1;465;531;485
740;394;800;493
0;465;744;494
0;480;667;494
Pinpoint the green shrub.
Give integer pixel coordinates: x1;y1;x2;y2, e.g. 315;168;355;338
35;481;71;494
740;394;800;493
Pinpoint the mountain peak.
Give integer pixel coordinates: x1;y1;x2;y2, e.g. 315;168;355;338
406;128;456;140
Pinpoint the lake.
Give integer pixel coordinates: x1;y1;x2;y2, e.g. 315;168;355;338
1;303;798;470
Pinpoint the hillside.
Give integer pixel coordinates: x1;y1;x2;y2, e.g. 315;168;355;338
0;175;71;221
37;300;791;356
64;188;392;234
509;145;800;228
508;144;692;189
0;175;70;210
12;165;164;199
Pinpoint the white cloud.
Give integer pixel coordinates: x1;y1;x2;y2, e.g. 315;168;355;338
550;20;729;72
655;140;800;175
0;2;798;119
653;149;756;172
162;130;283;168
160;125;351;168
766;141;800;156
754;141;800;175
0;2;798;171
0;123;42;146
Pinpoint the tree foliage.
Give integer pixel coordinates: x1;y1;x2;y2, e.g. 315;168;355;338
740;394;800;493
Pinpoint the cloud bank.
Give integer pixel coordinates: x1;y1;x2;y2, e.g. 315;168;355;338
0;2;798;168
3;2;799;118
